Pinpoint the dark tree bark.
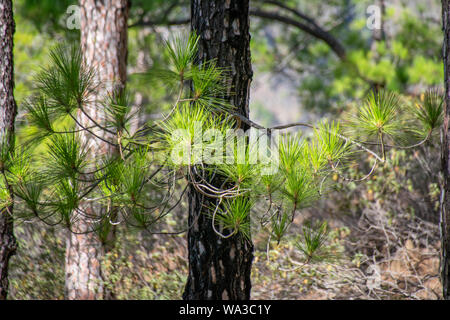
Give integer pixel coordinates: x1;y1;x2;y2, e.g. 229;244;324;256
183;0;254;300
0;0;18;301
65;0;128;300
442;0;450;300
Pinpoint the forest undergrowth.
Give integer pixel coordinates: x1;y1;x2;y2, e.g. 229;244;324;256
8;145;442;300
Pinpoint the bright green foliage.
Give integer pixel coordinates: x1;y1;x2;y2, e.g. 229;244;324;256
158;102;233;167
6;148;32;183
166;33;199;76
315;120;350;164
106;150;148;206
411;89;444;134
13;176;44;216
303;139;327;175
271;212;291;244
23;96;55;135
281;164;319;211
104;89;134;133
278;133;305;174
191;61;234;113
5;0;447;299
46;134;87;181
212;197;253;240
277;136;315;208
54;177;80;227
13;0;64;107
347;88;444;148
16;0;77;34
295;221;330;263
36;45;96;116
6;31;443;273
352;90;402;141
0;187;12;209
217;140;262;190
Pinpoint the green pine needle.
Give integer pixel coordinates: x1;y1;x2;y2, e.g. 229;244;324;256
212;196;253;240
412;88;443;134
352;90;403;141
46;133;87;180
35;44;97;116
165;32;199;76
295;221;330;263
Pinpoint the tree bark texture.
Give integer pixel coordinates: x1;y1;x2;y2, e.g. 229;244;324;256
183;0;254;300
441;0;450;300
65;0;128;300
0;0;17;301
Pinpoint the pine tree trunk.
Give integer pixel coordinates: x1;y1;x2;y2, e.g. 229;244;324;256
65;0;128;300
0;0;18;301
183;0;254;300
441;0;450;300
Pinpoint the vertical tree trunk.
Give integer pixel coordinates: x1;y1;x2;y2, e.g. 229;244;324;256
0;0;18;301
65;0;128;300
369;0;386;93
441;0;450;300
183;0;254;300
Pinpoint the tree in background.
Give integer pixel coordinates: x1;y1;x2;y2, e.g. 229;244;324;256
65;0;129;300
183;0;254;300
249;0;443;113
0;0;18;300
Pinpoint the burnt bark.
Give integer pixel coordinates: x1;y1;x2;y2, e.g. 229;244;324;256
442;0;450;300
183;0;254;300
0;0;18;301
65;0;128;300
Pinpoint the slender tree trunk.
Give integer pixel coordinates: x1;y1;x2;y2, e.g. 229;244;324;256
0;0;18;301
65;0;128;300
442;0;450;300
183;0;254;300
369;0;386;93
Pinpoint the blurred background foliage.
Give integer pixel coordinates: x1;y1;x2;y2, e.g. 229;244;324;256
8;0;444;299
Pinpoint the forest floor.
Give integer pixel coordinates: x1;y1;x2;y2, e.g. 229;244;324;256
124;193;442;300
250;202;441;300
9;189;442;300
